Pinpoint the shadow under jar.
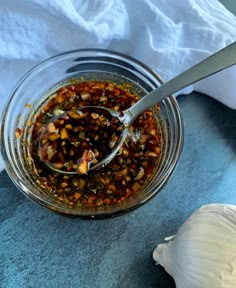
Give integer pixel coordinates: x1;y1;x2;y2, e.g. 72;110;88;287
0;49;183;218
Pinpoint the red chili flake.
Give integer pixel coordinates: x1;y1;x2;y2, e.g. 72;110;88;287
25;103;32;108
15;128;22;138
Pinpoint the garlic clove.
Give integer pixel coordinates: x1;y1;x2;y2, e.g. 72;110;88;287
153;204;236;288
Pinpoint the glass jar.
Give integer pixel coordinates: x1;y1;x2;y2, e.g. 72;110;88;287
0;49;183;218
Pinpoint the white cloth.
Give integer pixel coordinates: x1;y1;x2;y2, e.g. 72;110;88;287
0;0;236;171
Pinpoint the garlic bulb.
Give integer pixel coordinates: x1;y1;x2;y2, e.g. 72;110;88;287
153;204;236;288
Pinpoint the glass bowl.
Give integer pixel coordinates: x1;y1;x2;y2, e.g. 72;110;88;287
0;49;183;218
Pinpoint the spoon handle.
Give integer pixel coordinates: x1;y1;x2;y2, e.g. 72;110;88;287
127;41;236;122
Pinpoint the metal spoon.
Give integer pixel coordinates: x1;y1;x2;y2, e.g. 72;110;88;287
43;41;236;174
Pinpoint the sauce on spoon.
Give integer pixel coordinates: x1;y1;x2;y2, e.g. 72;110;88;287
36;107;124;174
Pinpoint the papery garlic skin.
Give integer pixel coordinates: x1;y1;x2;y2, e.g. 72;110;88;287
153;204;236;288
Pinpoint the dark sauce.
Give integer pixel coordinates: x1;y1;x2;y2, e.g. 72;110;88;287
28;81;162;207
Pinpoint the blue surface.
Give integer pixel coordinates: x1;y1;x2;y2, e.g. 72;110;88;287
1;92;236;287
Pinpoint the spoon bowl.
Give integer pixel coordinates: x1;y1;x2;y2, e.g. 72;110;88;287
41;106;129;174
